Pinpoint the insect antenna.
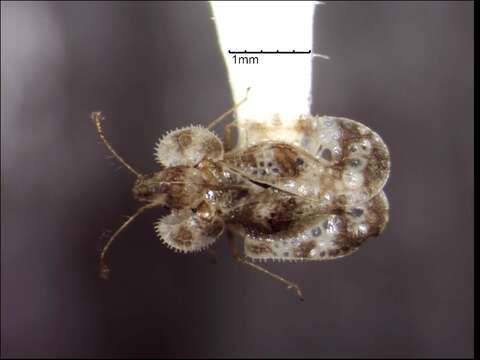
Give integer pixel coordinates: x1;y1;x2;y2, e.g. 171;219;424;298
99;203;157;279
91;111;142;178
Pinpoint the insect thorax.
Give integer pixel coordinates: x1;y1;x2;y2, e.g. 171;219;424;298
143;160;263;253
132;166;209;209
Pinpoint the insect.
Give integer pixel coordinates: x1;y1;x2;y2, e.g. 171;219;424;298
91;92;390;301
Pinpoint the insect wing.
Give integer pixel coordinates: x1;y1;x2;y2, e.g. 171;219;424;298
231;115;390;206
243;191;389;261
224;141;328;199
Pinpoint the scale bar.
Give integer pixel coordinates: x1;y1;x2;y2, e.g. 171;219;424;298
228;50;312;54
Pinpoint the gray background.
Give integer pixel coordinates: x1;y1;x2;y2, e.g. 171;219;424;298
1;1;473;358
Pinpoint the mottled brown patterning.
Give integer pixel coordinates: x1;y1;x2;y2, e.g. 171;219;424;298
92;109;390;300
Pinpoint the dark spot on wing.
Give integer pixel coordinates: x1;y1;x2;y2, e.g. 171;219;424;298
349;208;364;217
321;148;332;161
311;227;322;237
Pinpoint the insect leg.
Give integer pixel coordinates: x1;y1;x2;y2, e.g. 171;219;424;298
91;111;142;177
99;203;157;280
226;228;304;301
207;87;250;130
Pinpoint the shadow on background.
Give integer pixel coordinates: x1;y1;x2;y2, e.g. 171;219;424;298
2;1;473;358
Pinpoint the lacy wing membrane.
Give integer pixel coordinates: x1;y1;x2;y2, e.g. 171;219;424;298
227;115;390;206
239;190;389;261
